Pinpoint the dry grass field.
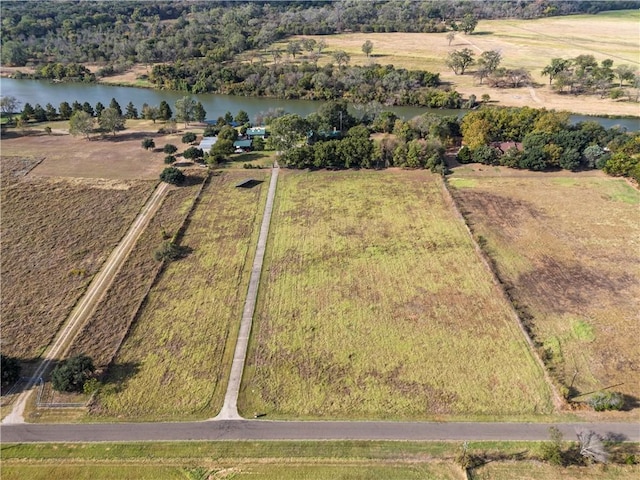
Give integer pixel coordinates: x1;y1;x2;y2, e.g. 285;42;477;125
93;170;268;420
67;170;208;369
0;156;155;362
0;122;181;180
448;166;640;411
278;10;639;117
240;170;553;420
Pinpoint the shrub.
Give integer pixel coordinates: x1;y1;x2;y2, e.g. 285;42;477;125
159;166;185;185
540;426;564;466
471;144;499;165
51;355;95;392
154;240;182;261
181;131;197;144
1;355;21;387
164;155;176;164
141;138;155;150
456;145;472;163
163;143;178;154
589;391;624;411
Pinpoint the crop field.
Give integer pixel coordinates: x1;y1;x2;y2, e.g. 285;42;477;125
67;170;208;369
240;170;552;419
0;156;155;363
448;167;640;406
93;170;268;420
276;10;639;116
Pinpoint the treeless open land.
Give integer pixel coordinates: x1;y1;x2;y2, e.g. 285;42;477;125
448;166;640;411
93;170;268;420
288;10;639;117
0;156;155;362
240;170;552;420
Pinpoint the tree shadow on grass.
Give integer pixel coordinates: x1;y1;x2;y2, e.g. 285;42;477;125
100;362;141;393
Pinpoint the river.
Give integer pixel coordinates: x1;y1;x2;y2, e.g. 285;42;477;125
1;78;638;130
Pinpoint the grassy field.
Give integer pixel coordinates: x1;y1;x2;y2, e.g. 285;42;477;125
447;166;640;411
271;10;639;116
240;170;552;419
2;440;638;480
67;170;209;370
92;170;268;420
0;156;155;363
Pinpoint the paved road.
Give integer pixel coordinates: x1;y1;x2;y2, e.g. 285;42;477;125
2;182;170;425
216;166;279;420
1;419;638;443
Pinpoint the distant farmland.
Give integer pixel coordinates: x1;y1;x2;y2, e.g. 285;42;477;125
240;170;553;419
449;168;640;404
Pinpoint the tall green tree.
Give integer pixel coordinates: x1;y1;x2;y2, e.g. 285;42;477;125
125;101;138;119
51;355;95;393
362;40;374;58
446;48;475;75
108;98;122;116
193;102;206;123
460;14;478;34
541;58;571;85
268;114;309;151
159;101;172;121
175;95;196;127
98;107;125;136
69;110;95;139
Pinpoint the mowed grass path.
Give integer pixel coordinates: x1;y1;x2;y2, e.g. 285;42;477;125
449;172;640;402
94;171;268;420
240;170;552;419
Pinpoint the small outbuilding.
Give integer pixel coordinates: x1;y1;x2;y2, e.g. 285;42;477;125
198;136;218;151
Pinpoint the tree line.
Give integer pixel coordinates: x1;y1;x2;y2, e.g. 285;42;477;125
2;0;636;68
458;106;640;182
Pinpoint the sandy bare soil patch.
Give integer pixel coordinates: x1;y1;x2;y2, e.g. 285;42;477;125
448;166;640;410
0;156;156;362
0;129;173;180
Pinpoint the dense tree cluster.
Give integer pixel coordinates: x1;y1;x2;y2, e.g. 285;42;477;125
51;355;95;392
3;1;633;68
459;106;640;180
149;61;449;107
542;55;639;101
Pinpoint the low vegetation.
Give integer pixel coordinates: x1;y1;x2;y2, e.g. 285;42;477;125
93;171;267;420
448;169;640;405
2;440;637;480
241;170;552;419
0;157;155;362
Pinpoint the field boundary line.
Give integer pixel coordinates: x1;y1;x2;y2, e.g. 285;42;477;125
90;172;213;395
439;175;565;411
215;165;280;420
2;181;170;425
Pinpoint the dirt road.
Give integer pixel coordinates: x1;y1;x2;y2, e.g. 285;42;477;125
2;181;170;425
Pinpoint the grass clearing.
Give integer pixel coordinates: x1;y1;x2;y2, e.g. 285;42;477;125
92;170;268;420
0;156;155;363
448;168;640;409
240;170;552;419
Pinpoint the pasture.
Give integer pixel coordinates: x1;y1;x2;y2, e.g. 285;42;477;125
448;167;640;409
0;156;155;362
93;170;268;420
240;170;553;419
276;10;639;116
67;170;208;369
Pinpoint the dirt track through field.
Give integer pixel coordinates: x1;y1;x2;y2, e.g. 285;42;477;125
2;182;170;425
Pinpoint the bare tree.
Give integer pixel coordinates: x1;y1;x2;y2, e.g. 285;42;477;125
577;430;609;464
446;32;456;46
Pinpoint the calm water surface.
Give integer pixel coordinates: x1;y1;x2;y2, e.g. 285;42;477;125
1;78;638;130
